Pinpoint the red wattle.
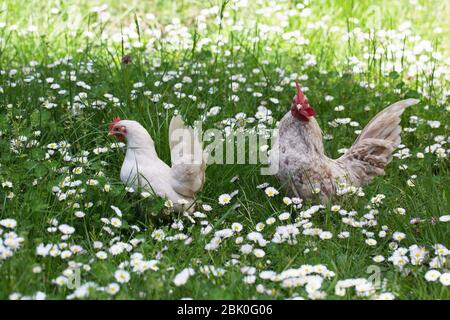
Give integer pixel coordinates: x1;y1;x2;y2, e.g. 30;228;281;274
291;106;310;122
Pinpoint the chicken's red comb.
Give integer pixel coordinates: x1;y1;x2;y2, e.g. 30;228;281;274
294;80;312;110
108;117;121;131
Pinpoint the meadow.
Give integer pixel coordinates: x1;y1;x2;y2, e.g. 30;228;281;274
0;0;449;300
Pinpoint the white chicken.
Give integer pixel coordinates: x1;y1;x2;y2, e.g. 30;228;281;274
269;81;419;202
109;115;206;212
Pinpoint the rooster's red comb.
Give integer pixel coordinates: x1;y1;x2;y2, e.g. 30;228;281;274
294;80;311;110
291;81;316;121
108;117;121;131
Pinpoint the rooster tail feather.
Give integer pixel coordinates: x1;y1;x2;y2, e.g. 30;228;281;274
354;99;419;147
337;99;419;184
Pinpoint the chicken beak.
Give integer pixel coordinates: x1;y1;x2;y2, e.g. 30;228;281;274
108;131;114;136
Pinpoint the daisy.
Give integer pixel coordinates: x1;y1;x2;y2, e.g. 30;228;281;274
218;193;232;205
439;273;450;286
202;204;212;211
0;219;17;229
58;224;75;235
93;241;103;249
424;270;441;282
331;205;340;212
243;275;256;284
32;266;42;273
105;283;120;295
392;232;406;241
114;269;130;283
256;222;265;231
278;212;290;221
264;187;279;197
319;231;333;240
253;248;266;258
96;251;108;260
266;217;276;225
373;255;385;263
376;293;395;300
338;231;350;239
151;229;165;241
74;211;85;218
72;167;83;174
393;208;406;215
86;179;99;186
240;244;253;254
110;218;122;228
173;268;195;286
231;223;243;232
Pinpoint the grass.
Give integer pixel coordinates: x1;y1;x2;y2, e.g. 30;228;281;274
0;0;449;299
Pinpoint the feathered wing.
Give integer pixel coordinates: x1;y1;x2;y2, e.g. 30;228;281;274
169;115;206;198
336;99;419;185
